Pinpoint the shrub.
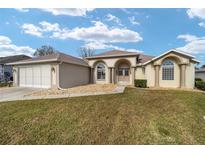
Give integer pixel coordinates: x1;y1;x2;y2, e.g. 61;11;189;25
195;78;203;82
195;81;205;91
0;82;13;87
134;79;147;88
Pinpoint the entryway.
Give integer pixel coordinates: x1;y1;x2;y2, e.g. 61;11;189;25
115;59;131;85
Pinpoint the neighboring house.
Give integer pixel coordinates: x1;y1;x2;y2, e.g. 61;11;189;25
0;55;31;82
195;67;205;81
9;49;199;89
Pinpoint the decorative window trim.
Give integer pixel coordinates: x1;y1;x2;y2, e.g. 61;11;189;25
162;60;174;80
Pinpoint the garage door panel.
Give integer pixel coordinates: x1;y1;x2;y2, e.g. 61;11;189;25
41;65;51;88
33;67;41;88
19;68;26;87
19;65;51;88
25;67;33;87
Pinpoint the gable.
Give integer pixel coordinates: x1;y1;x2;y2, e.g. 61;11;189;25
143;49;199;65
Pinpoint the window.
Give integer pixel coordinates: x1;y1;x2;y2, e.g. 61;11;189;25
118;68;123;76
97;64;105;80
162;60;174;80
124;68;129;76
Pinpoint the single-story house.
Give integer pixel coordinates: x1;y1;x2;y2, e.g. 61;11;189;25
195;67;205;81
9;48;199;89
0;55;31;82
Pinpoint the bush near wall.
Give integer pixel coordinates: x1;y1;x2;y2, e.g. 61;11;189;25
195;78;203;82
0;82;13;87
195;81;205;91
134;79;147;88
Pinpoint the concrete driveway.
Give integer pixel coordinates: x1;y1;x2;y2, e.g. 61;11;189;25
0;87;42;102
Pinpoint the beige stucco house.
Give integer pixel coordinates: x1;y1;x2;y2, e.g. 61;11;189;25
9;49;199;89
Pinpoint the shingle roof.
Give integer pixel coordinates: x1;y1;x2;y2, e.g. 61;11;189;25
96;50;139;56
87;50;139;59
138;54;155;63
87;49;155;64
0;55;31;64
7;52;89;67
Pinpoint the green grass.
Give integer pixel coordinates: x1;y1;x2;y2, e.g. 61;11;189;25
0;88;205;144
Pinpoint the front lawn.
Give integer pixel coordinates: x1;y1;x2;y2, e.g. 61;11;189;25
0;88;205;144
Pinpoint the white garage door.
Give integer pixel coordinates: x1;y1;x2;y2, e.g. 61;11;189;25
19;65;51;88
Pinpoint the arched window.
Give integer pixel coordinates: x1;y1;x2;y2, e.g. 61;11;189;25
162;60;174;80
97;63;105;80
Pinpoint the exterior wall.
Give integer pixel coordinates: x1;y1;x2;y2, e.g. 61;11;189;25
143;52;197;89
88;56;136;68
196;72;205;81
185;62;195;88
135;67;145;79
159;60;180;88
144;63;155;87
59;62;90;88
88;56;136;85
13;66;18;86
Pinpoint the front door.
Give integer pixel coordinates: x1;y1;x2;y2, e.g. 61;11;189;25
118;68;130;84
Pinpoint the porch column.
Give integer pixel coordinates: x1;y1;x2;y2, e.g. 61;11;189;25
155;65;160;87
180;64;186;88
131;67;135;86
90;67;94;84
112;67;115;84
108;67;112;83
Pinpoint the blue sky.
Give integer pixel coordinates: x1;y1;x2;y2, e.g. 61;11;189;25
0;8;205;65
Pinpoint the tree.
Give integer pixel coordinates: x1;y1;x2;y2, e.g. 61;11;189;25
33;45;57;57
78;47;95;59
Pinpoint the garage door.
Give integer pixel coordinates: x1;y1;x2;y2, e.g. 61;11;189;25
19;65;51;88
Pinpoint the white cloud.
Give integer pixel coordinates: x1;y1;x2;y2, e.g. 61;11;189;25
128;16;140;25
186;9;205;29
21;21;60;37
199;22;205;28
21;20;143;51
126;48;143;53
0;35;35;57
177;34;199;42
84;41;143;53
15;8;29;12
40;8;95;16
0;35;11;45
187;8;205;19
39;21;60;32
52;21;142;43
177;34;205;54
22;24;43;37
106;14;121;25
84;41;114;49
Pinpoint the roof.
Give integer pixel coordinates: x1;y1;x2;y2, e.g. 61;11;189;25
7;52;89;67
138;54;155;64
0;55;31;64
196;68;205;73
143;48;200;65
86;50;139;59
